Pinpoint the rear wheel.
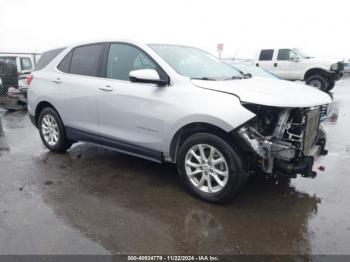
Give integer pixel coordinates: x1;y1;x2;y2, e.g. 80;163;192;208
305;74;328;91
177;133;247;203
38;107;72;152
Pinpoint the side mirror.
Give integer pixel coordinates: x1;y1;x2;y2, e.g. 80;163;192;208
129;69;168;86
290;56;300;62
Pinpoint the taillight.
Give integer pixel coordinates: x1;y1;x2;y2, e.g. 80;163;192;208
26;75;33;86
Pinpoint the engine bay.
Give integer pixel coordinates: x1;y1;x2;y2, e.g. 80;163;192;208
238;104;327;178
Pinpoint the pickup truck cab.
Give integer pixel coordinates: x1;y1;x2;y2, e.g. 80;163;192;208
255;48;344;91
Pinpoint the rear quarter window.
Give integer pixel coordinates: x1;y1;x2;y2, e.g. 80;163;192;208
57;52;72;73
35;48;65;71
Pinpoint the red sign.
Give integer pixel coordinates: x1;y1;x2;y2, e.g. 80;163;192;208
217;43;224;51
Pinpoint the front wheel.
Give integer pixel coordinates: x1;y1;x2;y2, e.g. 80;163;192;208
177;133;247;203
38;107;72;153
305;74;328;91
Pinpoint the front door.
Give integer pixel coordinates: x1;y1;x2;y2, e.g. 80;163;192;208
274;49;300;80
97;43;170;154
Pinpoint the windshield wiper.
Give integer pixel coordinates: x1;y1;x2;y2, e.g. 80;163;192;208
190;77;217;81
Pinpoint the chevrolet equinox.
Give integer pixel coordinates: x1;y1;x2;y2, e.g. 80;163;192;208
28;40;331;203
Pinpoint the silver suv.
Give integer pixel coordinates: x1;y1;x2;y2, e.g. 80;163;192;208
28;40;331;203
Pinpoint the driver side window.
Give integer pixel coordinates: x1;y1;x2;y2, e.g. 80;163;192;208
277;49;297;61
107;44;157;81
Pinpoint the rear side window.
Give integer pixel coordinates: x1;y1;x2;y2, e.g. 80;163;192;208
20;57;33;71
35;48;65;70
69;44;103;77
259;49;274;61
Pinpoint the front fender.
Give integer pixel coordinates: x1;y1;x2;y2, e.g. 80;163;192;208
302;64;332;79
163;94;255;153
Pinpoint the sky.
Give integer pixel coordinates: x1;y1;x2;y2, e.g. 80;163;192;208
0;0;349;60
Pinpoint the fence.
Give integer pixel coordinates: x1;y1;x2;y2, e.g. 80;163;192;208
0;61;18;96
0;115;3;136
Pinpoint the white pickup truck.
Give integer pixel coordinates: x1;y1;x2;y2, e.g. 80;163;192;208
255;48;344;92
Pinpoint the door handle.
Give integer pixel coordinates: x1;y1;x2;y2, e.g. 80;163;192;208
99;85;114;92
274;63;278;67
52;78;62;84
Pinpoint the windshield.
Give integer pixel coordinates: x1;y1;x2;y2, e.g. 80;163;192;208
148;44;242;80
293;48;314;59
225;62;279;79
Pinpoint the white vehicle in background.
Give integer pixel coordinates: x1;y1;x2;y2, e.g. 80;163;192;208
0;53;40;107
344;62;350;76
0;54;38;76
254;48;344;92
223;60;330;122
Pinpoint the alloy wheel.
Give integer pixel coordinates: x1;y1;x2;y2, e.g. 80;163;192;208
41;114;59;146
184;144;229;193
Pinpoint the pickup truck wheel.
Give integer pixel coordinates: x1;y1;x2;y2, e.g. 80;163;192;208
177;133;246;203
327;80;335;91
305;74;328;91
38;107;72;153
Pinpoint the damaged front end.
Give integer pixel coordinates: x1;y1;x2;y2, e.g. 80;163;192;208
237;104;328;178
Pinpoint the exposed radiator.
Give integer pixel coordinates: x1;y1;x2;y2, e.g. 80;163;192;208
303;108;320;154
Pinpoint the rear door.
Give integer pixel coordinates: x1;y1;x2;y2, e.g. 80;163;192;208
256;49;275;74
53;44;105;135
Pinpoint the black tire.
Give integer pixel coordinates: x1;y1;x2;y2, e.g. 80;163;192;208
38;107;72;153
327;80;335;91
177;132;247;203
305;74;328;91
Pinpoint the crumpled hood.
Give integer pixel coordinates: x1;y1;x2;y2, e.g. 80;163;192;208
191;77;332;108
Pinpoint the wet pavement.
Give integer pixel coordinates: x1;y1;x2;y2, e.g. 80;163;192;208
0;79;350;255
